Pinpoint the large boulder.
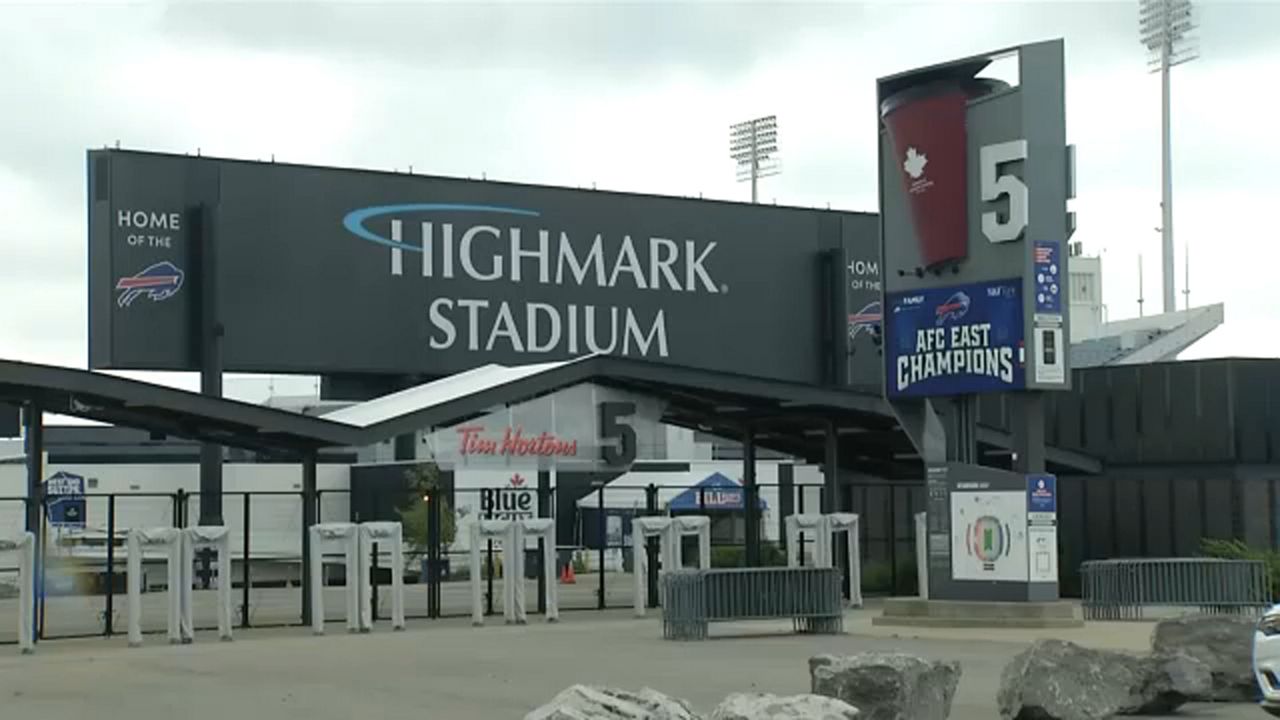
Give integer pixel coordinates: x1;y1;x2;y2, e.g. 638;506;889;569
1151;613;1258;701
997;639;1212;719
810;652;960;720
525;685;700;720
1139;651;1215;712
709;693;860;720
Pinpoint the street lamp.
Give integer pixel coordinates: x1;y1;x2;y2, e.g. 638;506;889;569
1139;0;1198;314
729;115;780;203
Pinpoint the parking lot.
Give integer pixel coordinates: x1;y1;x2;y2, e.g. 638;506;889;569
0;605;1266;720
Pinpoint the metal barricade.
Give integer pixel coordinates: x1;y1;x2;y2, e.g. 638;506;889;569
660;567;844;640
1080;558;1271;621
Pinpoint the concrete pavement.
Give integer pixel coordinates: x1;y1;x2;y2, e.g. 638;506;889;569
0;605;1266;720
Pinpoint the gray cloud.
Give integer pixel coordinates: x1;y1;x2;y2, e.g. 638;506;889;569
0;0;1275;369
157;1;866;78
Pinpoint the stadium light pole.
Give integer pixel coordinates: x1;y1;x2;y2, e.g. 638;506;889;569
1140;0;1198;314
729;115;780;203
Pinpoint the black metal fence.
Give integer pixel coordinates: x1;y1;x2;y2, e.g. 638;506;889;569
0;479;907;646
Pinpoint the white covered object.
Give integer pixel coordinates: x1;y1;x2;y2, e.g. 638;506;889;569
514;518;557;623
785;514;830;568
669;515;711;570
308;522;359;635
470;519;518;626
915;511;929;600
630;516;673;618
826;513;863;608
0;532;35;654
127;527;183;647
357;522;406;631
180;526;233;642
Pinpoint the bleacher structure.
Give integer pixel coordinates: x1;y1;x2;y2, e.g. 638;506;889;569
1066;243;1223;368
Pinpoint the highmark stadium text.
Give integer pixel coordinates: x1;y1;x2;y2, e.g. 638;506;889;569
894;322;1017;393
349;215;727;359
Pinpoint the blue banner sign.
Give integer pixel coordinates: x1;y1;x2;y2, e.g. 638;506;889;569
45;471;86;529
1027;474;1057;514
885;278;1025;398
1033;241;1062;315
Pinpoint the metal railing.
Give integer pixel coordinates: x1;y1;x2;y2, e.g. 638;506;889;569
0;480;867;645
659;566;844;640
1080;557;1272;620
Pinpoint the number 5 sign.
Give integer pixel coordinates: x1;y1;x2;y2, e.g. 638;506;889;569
980;140;1029;244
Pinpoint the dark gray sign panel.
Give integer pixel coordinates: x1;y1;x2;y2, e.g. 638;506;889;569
0;403;18;438
877;41;1074;398
88;151;878;385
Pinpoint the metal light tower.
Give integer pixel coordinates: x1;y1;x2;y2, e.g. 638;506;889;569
729;115;779;203
1140;0;1198;313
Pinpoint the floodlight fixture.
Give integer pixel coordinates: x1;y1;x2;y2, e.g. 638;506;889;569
1139;0;1198;313
729;115;780;203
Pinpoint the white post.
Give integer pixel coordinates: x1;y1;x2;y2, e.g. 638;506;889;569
181;526;233;642
126;527;182;647
128;530;142;647
309;526;324;635
500;522;518;624
469;521;483;627
470;519;515;626
1;533;35;654
670;516;711;570
826;513;862;608
630;517;672;618
308;523;359;635
519;518;556;622
358;522;405;632
344;526;359;633
509;521;526;625
914;511;929;600
849;517;863;608
785;514;828;568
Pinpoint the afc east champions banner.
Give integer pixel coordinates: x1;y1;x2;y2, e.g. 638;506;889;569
885;278;1026;398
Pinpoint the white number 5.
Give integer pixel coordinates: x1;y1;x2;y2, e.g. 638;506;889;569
980;140;1028;243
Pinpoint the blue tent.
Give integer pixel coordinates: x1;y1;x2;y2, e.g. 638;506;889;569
668;472;768;511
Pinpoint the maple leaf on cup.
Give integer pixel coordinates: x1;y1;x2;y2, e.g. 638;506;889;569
903;147;928;179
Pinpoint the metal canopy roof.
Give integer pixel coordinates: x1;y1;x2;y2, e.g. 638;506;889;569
320;353;888;437
0;356;1099;476
319;354;1099;477
0;359;360;453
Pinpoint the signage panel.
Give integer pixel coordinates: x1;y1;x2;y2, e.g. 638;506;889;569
1026;473;1058;583
1026;474;1057;516
878;41;1073;398
420;383;665;470
950;489;1028;582
45;471;86;529
885;278;1024;398
88;151;879;385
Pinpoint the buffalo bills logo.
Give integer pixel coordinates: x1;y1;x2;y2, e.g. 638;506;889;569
935;291;970;326
848;301;882;341
115;261;184;308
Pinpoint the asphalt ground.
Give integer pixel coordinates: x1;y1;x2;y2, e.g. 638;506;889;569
0;601;1268;720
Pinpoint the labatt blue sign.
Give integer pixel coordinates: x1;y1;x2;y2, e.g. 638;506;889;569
885;278;1025;397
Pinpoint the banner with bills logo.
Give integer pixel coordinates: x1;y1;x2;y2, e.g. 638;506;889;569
885;278;1025;398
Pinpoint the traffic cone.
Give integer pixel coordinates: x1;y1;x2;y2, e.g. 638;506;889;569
560;562;577;584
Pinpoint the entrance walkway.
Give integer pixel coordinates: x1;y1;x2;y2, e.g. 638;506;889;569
0;607;1259;720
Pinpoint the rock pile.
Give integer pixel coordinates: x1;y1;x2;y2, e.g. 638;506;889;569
524;686;859;720
809;652;961;720
1151;613;1258;701
997;639;1212;720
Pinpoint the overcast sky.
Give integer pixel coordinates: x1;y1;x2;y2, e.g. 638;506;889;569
0;0;1275;402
